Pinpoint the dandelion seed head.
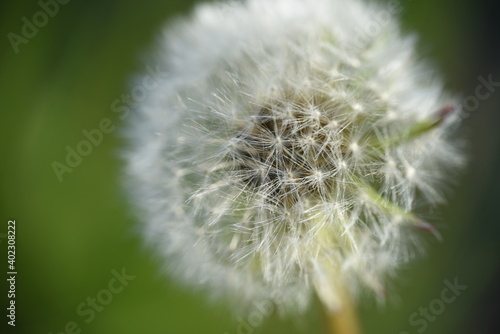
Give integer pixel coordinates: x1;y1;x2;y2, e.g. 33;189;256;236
125;0;464;314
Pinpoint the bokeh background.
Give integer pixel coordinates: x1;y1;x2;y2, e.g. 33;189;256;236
1;0;499;333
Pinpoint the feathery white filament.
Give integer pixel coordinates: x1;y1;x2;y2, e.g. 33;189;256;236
125;0;464;314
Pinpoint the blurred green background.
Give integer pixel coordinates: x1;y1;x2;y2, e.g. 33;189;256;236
0;0;499;333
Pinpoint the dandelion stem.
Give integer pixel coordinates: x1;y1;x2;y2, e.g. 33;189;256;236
321;294;363;334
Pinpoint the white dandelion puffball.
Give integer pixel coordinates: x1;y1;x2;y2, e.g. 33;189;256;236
125;0;464;313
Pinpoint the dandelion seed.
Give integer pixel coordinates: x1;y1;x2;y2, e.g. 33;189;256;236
124;0;464;329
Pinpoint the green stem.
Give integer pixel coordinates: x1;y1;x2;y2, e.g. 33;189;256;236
321;294;363;334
